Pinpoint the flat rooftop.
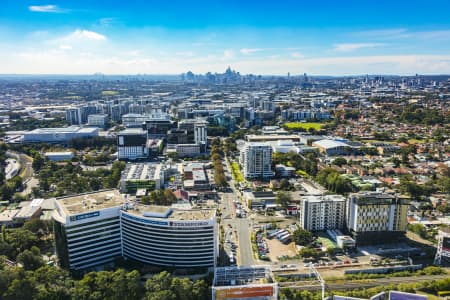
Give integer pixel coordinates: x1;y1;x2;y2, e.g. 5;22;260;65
123;163;161;180
302;194;346;203
118;128;147;135
127;204;215;221
28;126;98;134
57;189;125;216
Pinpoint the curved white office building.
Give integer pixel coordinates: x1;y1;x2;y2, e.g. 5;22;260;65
121;207;216;268
53;190;217;271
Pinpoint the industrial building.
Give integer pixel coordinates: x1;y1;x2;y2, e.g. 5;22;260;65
23;126;98;143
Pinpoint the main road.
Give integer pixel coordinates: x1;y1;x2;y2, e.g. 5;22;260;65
6;150;37;195
220;157;255;266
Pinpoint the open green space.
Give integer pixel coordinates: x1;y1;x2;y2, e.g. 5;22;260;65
101;90;119;96
230;161;244;183
283;122;325;131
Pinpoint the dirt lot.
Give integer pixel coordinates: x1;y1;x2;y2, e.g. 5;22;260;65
266;238;297;262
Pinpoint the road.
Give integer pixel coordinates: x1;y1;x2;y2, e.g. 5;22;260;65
6;151;34;179
5;158;20;179
219;157;255;266
6;151;37;195
279;274;449;291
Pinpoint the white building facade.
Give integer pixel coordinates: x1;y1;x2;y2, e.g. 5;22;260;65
52;190;217;271
299;195;346;231
240;142;273;179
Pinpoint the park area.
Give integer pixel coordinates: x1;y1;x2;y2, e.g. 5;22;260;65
230;161;244;183
283;122;325;131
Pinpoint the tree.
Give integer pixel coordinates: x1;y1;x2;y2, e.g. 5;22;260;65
163;189;176;205
3;277;38;300
407;223;427;239
279;179;291;190
276;191;292;209
293;228;314;246
332;157;347;167
16;246;44;271
23;219;52;238
5;228;38;253
32;153;45;171
298;247;322;259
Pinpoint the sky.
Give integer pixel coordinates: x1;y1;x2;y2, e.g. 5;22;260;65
1;0;450;75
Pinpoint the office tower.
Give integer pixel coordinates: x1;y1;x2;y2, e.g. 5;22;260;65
117;128;148;160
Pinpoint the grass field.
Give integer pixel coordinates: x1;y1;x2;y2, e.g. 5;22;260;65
317;233;337;249
230;161;244;183
101;90;119;96
408;138;427;144
283;122;325;131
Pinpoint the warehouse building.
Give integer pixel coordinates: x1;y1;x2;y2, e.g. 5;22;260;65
23;126;98;143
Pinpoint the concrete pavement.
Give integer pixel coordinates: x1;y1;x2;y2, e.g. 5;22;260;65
219;157;255;266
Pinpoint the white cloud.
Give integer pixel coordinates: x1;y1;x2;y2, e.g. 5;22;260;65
352;28;409;39
28;5;64;13
240;48;263;55
333;43;384;52
66;30;106;41
59;44;72;50
175;51;195;57
291;52;304;59
222;49;234;60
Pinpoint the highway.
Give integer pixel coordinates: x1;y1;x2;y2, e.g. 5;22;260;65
6;151;37;195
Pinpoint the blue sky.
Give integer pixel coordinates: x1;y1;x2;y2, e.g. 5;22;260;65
1;0;450;75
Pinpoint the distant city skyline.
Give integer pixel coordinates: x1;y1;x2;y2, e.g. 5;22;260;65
1;1;450;75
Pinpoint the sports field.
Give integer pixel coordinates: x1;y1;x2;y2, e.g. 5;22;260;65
283;122;324;131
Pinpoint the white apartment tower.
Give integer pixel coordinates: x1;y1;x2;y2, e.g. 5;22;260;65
299;195;346;231
240;142;273;179
194;121;208;150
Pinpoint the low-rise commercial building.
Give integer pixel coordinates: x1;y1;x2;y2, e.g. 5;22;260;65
23;126;98;143
312;139;350;156
44;151;74;161
120;163;164;193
